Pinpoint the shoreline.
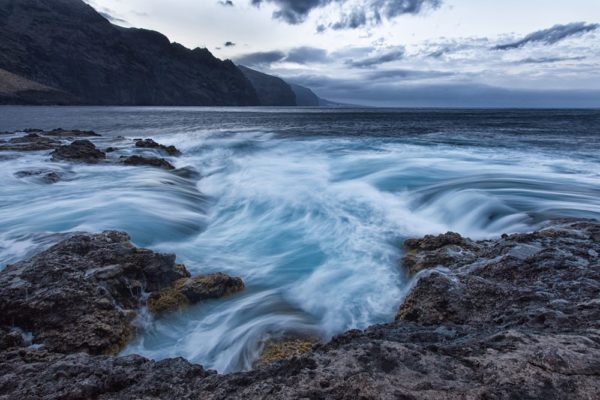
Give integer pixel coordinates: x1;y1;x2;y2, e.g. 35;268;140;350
1;218;599;398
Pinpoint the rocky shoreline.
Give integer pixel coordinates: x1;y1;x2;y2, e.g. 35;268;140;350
1;128;599;398
0;216;598;399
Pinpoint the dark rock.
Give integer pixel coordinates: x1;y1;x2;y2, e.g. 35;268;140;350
0;231;190;354
105;146;118;153
1;219;599;399
0;133;60;151
44;128;100;137
121;155;175;170
51;140;106;163
135;138;181;156
147;273;245;314
14;169;62;184
0;328;25;351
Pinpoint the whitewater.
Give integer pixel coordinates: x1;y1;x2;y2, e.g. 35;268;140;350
1;107;599;372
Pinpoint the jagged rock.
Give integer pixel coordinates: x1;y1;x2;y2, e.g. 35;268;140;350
43;128;100;137
121;155;175;170
135;139;181;156
148;273;244;314
0;133;60;151
257;339;315;365
0;219;599;399
0;231;190;354
51;140;106;163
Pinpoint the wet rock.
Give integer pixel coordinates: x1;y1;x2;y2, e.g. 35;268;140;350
0;219;599;399
14;169;62;184
51;140;106;163
121;155;175;170
0;133;61;151
44;128;100;137
0;328;25;351
0;231;190;354
257;339;316;365
402;232;475;275
148;273;244;315
135;138;181;156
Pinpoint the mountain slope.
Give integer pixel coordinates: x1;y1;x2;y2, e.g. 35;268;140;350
0;0;259;106
238;66;296;106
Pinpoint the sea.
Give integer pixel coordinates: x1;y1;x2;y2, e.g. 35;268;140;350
1;106;599;372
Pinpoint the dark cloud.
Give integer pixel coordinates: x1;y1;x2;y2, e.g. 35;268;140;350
347;47;405;68
250;0;441;28
494;22;599;50
519;56;586;64
285;47;329;64
224;41;236;47
234;50;286;66
366;69;452;80
218;0;235;6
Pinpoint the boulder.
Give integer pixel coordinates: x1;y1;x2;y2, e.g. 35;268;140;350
135;139;181;156
148;273;244;314
51;140;106;163
121;155;175;170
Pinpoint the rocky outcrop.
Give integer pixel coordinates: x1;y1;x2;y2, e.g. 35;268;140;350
135;139;181;156
0;231;190;354
0;0;259;106
51;140;107;163
0;219;598;399
121;155;175;170
148;273;245;314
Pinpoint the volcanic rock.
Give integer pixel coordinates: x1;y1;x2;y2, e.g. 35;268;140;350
135;139;181;156
121;155;175;170
51;140;106;163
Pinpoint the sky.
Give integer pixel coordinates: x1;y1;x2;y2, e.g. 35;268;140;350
85;0;600;107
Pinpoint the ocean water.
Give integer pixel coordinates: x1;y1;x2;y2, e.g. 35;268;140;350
1;107;600;372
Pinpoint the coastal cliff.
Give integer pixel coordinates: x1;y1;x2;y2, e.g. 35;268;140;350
0;0;260;106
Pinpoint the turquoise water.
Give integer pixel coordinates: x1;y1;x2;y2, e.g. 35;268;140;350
1;107;600;371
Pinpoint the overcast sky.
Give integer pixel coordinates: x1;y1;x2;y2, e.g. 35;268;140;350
85;0;600;107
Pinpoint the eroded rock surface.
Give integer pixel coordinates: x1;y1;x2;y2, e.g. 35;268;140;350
51;140;106;163
0;219;598;399
0;231;190;355
135;139;181;156
121;155;175;170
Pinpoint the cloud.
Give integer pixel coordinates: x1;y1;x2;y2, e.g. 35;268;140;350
494;22;599;50
234;50;287;66
250;0;441;28
218;0;235;6
346;47;405;68
224;41;236;47
285;47;329;64
518;56;586;64
366;69;452;80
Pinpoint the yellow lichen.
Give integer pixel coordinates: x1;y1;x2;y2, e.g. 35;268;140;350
257;339;315;365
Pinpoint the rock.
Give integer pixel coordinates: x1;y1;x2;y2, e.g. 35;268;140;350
0;219;599;399
51;140;106;163
257;339;316;365
121;155;175;170
0;231;190;354
44;128;100;137
135;139;181;156
0;133;60;151
148;273;244;315
0;328;25;351
14;169;62;184
402;231;475;275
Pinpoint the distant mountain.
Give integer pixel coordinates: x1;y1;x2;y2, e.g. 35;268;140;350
289;83;320;107
0;0;259;105
238;66;296;106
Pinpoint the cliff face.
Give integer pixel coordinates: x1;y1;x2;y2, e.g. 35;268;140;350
289;83;320;106
0;0;259;106
238;66;297;107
